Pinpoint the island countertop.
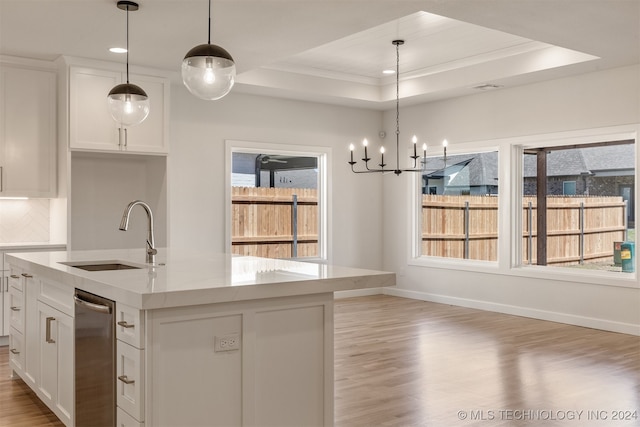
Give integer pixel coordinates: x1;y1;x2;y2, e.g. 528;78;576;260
6;248;395;310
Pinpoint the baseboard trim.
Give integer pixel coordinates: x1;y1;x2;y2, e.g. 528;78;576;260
335;287;384;299
383;287;640;336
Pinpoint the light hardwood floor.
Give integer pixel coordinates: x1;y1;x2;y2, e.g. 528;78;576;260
1;295;639;426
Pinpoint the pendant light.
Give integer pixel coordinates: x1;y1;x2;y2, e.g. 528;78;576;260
182;0;236;100
107;1;150;127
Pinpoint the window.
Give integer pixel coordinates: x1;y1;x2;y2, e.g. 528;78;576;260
227;141;328;260
418;150;500;262
521;140;635;273
563;181;576;195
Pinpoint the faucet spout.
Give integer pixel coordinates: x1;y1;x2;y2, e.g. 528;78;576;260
119;200;157;264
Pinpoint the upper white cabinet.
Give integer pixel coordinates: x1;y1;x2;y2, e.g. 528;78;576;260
0;59;57;197
65;58;169;154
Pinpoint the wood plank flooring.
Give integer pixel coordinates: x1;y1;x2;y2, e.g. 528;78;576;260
334;296;640;426
1;295;638;426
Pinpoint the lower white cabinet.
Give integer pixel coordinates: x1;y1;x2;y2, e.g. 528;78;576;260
7;264;74;427
8;285;24;333
2;270;8;336
117;407;144;427
116;340;145;422
37;300;74;427
8;327;24;371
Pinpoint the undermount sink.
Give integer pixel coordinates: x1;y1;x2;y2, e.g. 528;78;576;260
60;261;142;271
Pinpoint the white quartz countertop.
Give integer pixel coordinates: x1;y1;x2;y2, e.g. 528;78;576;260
6;248;395;310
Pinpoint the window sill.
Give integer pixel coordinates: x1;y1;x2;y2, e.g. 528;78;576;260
408;256;638;289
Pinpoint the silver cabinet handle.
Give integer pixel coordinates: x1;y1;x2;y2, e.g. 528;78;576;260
21;273;33;278
117;321;135;329
0;165;3;192
10;274;20;279
124;128;128;147
9;348;20;355
45;317;56;343
118;375;135;385
10;306;20;311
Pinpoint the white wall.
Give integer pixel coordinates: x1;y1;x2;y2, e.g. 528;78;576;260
168;87;384;269
381;65;640;334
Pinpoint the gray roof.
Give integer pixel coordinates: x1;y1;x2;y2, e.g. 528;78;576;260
523;144;635;177
424;152;499;187
581;144;635;171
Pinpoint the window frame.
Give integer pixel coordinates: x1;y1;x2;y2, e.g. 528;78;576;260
410;141;505;268
408;124;638;289
225;139;331;262
411;144;503;265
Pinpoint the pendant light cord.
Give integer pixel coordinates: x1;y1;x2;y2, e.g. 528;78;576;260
395;42;400;172
125;4;130;84
207;0;211;44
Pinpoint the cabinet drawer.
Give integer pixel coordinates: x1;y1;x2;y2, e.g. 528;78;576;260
8;328;24;372
8;268;24;292
116;303;144;349
8;287;24;332
117;340;145;421
38;277;74;316
117;407;144;427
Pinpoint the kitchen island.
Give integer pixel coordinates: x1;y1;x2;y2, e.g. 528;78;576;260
6;249;394;427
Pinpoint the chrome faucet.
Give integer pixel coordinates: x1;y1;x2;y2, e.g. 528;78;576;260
119;200;157;264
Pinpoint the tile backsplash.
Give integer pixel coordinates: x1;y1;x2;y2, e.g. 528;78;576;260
0;199;50;243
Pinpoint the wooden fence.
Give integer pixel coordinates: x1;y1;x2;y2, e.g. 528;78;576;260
422;195;627;265
231;187;318;258
232;190;627;264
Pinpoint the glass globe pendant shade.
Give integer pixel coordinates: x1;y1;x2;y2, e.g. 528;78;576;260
107;83;150;127
182;43;236;100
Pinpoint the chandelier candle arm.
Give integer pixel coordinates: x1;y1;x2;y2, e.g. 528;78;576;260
443;139;448;163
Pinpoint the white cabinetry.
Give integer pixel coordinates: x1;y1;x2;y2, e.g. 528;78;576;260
7;270;25;372
116;302;145;426
7;264;74;427
37;300;74;426
146;293;333;426
8;265;40;388
0;58;57;197
1;256;8;337
68;64;169;154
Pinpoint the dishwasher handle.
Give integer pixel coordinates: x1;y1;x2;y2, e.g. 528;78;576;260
74;295;112;314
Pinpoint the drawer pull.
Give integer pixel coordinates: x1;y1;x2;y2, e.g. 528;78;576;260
118;375;135;385
21;273;33;278
117;321;135;329
45;317;56;343
10;306;20;311
9;348;20;355
10;275;20;279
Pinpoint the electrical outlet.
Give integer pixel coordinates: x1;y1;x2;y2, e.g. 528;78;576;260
214;333;240;352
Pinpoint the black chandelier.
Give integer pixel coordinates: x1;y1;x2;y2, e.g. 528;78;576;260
348;40;447;175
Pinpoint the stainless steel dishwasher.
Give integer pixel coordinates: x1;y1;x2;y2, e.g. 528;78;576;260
74;289;116;427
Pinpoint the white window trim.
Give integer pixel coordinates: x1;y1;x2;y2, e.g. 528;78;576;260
409;124;639;289
225;139;331;262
